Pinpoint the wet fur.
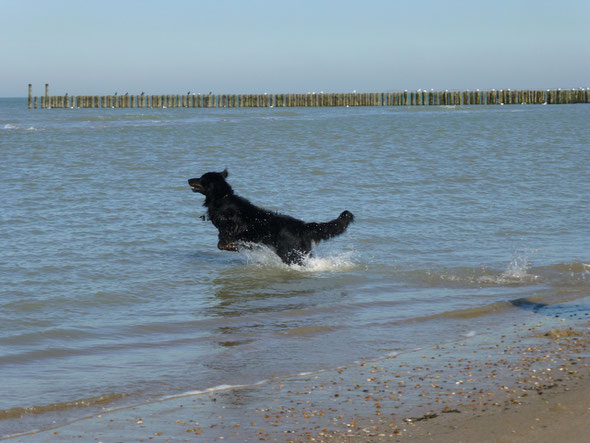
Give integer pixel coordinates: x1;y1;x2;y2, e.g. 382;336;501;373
188;170;354;264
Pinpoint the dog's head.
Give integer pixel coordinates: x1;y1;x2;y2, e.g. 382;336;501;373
188;170;232;201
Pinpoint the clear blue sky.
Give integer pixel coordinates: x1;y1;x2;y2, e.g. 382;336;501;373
2;0;589;97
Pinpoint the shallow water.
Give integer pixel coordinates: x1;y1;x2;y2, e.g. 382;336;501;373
1;99;589;436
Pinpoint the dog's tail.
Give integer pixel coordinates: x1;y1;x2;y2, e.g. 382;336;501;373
305;210;354;243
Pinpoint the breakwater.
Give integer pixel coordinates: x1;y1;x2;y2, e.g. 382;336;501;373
28;84;590;109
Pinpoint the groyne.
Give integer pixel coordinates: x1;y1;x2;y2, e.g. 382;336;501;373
28;84;590;109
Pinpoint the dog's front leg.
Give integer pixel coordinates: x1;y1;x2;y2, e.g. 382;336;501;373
217;238;239;251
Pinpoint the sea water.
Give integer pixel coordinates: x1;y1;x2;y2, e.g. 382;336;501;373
1;98;589;436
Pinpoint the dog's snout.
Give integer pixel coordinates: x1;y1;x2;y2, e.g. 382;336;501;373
188;178;205;193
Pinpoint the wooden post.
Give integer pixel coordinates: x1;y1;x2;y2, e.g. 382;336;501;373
28;84;33;109
44;84;49;109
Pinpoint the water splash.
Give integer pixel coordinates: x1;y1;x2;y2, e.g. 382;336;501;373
500;251;539;281
238;243;358;273
479;250;540;284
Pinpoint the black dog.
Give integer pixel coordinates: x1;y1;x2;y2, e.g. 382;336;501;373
188;170;354;264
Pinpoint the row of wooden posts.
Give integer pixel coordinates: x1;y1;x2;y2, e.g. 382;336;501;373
29;84;590;109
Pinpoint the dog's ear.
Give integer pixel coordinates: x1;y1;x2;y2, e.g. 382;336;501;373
221;169;228;179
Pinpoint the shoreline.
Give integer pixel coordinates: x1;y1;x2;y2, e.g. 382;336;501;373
401;376;590;442
5;302;589;442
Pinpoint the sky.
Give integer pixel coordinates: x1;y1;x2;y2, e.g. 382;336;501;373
2;0;589;97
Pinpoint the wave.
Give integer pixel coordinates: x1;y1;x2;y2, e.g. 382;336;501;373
424;293;590;322
263;111;303;117
67;114;172;122
2;123;36;131
0;393;128;420
161;379;268;401
396;258;590;289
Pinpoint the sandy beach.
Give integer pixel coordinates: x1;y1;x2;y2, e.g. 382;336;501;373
5;303;588;442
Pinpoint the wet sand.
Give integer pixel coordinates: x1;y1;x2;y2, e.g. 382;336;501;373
4;309;589;442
